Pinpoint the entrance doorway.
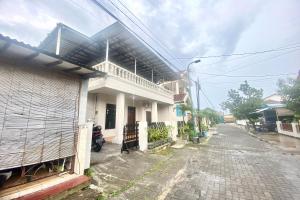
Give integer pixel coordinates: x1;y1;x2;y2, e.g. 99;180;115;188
127;106;136;125
146;111;151;124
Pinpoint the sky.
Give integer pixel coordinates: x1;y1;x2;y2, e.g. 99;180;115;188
0;0;299;111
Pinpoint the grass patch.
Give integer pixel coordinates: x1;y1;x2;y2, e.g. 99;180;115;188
154;147;174;156
99;153;175;198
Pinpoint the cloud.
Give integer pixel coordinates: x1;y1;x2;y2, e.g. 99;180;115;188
123;0;262;66
0;0;113;46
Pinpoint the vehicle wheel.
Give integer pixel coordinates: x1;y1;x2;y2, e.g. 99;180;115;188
94;143;102;152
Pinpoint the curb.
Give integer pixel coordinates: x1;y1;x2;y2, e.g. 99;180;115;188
233;124;277;146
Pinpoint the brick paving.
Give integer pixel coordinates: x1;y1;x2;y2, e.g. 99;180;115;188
66;124;300;200
165;124;300;200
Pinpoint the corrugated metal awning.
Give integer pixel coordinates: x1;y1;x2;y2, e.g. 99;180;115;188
0;33;105;79
38;22;179;82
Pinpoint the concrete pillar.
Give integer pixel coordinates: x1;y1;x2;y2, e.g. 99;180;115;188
175;81;179;94
138;121;148;151
78;79;89;125
115;93;125;144
291;123;298;135
165;121;177;142
74;122;93;175
74;79;91;175
105;39;109;62
105;39;109;72
151;101;158;122
55;26;61;55
276;121;282;133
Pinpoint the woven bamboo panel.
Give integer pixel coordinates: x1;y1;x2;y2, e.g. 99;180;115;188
0;64;80;170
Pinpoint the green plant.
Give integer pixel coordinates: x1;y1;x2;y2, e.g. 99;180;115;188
148;125;172;142
200;123;209;132
278;78;300;119
84;168;93;177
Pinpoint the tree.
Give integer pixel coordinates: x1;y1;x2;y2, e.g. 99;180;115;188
199;108;220;126
277;77;300;119
178;104;193;122
221;81;263;127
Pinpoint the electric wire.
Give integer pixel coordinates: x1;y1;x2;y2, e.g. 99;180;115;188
115;0;185;67
199;72;297;78
175;44;300;59
97;0;182;71
91;0;180;72
200;87;216;109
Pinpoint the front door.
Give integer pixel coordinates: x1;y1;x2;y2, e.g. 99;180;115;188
146;111;151;125
127;106;136;125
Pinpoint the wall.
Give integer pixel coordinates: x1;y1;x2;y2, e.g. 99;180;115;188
158;104;174;122
86;93;96;122
89;75;174;105
276;121;300;138
92;93;117;138
87;93;151;140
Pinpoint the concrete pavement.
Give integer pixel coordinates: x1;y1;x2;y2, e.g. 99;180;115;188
66;124;300;200
165;124;300;200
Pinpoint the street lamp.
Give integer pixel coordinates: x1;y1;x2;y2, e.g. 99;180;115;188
185;59;200;132
186;59;201;108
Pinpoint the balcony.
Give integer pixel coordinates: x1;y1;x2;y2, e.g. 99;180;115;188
89;61;174;104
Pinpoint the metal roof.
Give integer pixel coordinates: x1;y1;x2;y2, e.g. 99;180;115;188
39;22;179;82
0;33;105;79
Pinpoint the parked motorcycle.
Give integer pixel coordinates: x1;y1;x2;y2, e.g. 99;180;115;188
92;125;105;152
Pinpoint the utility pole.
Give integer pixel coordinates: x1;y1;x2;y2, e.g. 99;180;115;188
196;77;202;133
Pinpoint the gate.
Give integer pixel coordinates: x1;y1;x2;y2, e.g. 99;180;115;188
121;123;139;153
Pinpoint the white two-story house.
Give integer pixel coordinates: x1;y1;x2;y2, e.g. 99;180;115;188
39;22;181;144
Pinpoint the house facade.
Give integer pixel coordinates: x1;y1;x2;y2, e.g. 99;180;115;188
38;22;181;145
0;33;102;195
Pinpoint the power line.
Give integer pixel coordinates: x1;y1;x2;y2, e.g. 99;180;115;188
225;48;300;74
105;0;183;70
204;76;283;85
115;0;185;67
199;48;300;81
91;0;181;71
200;87;216;109
174;44;300;59
199;72;297;78
192;79;216;109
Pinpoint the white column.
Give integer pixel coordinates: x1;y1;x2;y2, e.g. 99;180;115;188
175;81;179;94
291;123;298;135
74;79;91;175
151;101;158;122
78;79;89;125
115;93;125;144
151;68;154;82
134;59;137;74
105;39;109;61
105;39;109;72
165;121;177;142
138;121;148;151
276;121;282;133
55;26;62;55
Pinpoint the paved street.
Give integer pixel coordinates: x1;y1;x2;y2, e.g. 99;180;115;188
67;124;300;200
165;124;300;200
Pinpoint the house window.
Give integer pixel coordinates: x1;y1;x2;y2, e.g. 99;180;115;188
105;104;116;129
176;105;183;117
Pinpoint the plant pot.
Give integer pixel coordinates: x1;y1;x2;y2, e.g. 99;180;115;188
192;137;199;144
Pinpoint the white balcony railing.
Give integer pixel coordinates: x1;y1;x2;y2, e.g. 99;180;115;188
92;61;174;96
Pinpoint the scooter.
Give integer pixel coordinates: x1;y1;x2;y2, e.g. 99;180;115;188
92;125;105;152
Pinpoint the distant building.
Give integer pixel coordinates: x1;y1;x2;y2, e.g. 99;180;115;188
224;114;236;123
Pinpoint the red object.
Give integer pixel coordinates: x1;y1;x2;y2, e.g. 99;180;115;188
16;175;90;200
174;93;186;102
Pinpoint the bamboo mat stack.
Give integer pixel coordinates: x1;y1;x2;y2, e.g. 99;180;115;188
0;65;80;170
